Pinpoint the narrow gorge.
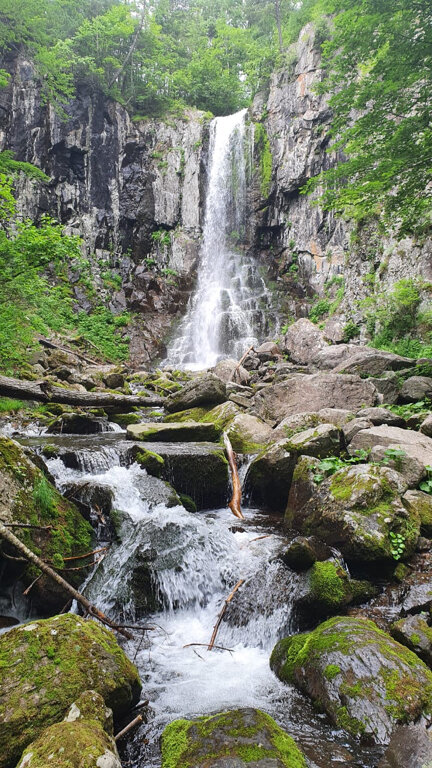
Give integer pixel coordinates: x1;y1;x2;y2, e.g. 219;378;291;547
1;4;432;768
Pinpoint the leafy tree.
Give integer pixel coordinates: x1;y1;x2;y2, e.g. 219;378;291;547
304;0;432;236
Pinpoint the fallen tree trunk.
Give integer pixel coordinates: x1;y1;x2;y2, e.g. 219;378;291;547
0;522;132;639
0;374;164;409
36;335;98;365
223;433;244;520
229;345;254;383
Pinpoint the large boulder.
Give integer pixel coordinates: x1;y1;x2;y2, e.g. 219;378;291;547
349;425;432;471
333;350;415;377
161;708;307;768
244;441;296;510
285;464;419;564
213;358;250;385
0;614;141;767
165;373;227;412
284;318;328;364
270;616;432;744
0;437;92;613
47;412;109;434
252;373;378;425
16;690;121;768
283;423;341;459
357;407;406;427
400;376;432;403
226;413;273;453
126;421;220;442
378;724;432;768
391;613;432;668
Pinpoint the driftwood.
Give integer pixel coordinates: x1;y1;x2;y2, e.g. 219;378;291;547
0;522;132;640
0;374;164;409
207;579;244;651
223;433;244;520
229;345;254;383
114;714;144;741
183;642;234;653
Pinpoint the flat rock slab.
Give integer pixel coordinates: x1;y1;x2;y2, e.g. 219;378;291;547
349;424;432;468
126;421;220;442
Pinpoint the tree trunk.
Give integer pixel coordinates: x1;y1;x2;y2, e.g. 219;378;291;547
223;433;244;520
0;522;132;639
0;374;164;409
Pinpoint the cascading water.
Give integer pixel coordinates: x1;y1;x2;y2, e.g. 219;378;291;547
165;109;273;369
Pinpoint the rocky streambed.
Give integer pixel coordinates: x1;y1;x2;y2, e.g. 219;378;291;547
2;320;432;768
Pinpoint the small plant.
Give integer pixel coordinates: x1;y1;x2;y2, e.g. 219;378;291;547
389;531;406;561
151;230;171;247
381;447;406;471
343;320;360;342
420;465;432;495
309;298;331;323
144;257;157;268
161;267;178;277
313;450;369;484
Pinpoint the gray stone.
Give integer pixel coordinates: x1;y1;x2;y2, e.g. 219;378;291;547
104;372;125;389
357;407;406;427
126;421;220;442
166;373;227;412
285;455;321;524
378;724;432;768
255;341;283;361
213;358;250;385
349;424;432;469
420;413;432;437
403;490;432;537
369;447;426;488
245;441;296;511
283;423;341;458
226;413;273;453
391;613;432;668
333;350;415;377
284;318;328;364
368;373;401;405
343;418;373;444
400;376;432;403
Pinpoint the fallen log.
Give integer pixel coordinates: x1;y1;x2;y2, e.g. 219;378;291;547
114;714;144;742
229;345;254;383
207;579;244;651
36;335;99;365
223;433;244;520
0;374;164;409
0;522;132;639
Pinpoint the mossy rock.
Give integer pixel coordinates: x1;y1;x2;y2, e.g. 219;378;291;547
304;560;376;616
270;616;432;745
225;413;273;454
135;448;165;477
127;421;221;442
161;708;307;768
0;614;141;767
391;613;432;668
110;412;141;427
289;463;420;565
283;423;341;459
16;691;120;768
201;401;241;431
0;437;92;611
164;406;211;423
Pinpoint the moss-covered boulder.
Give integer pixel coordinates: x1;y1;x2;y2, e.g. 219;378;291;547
285;456;321;526
134;448;165;477
165;373;227;413
226;413;273;453
0;437;92;612
391;613;432;668
297;560;376;619
402;490;432;538
270;616;432;745
127;421;220;442
0;614;141;767
16;690;121;768
287;463;420;565
244;441;296;511
283;423;341;459
161;708;307;768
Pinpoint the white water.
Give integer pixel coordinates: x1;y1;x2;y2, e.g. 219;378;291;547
165;110;273;369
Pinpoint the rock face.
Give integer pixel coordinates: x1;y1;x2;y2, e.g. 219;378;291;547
16;690;121;768
285;464;419;564
161;709;307;768
252;373;378;425
270;616;432;745
0;614;141;768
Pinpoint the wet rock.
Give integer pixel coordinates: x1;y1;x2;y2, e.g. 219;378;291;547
244;441;296;511
0;437;92;612
126;421;220;442
284;318;328;364
391;613;432;668
358;408;406;427
349;425;432;470
213;358;250;385
285;455;321;525
252;373;378;425
103;372;125;389
161;708;307;768
0;614;141;767
270;616;432;745
110;412;141;427
283;423;341;458
400;377;432;403
16;690;121;768
420;414;432;438
281;536;333;571
47;412;109;434
165;373;227;412
378;724;432;768
333;350;415;377
134;447;165;477
226;413;273;453
287;463;418;565
296;559;377;619
403;490;432;537
63;481;114;517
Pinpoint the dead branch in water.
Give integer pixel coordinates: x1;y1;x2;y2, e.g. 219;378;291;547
0;522;133;640
114;714;144;742
223;433;244;520
207;579;244;651
183;642;234;653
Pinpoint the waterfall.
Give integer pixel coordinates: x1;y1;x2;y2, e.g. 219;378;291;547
165;109;272;369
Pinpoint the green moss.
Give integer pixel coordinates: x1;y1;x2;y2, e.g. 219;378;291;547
135;448;165;477
161;719;192;768
309;561;347;609
336;706;366;735
254;123;272;198
381;668;432;720
164;407;211;423
324;663;341;680
178;494;197;513
17;719;117;768
111;412;141;427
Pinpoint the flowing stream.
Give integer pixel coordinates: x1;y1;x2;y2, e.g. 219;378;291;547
165;110;273;369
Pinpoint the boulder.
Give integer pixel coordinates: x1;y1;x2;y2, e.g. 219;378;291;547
400;376;432;403
270;616;432;744
296;559;376;618
201;401;242;430
161;708;307;768
391;613;432;668
369;447;426;488
281;535;333;571
213;358;250;385
349;425;432;470
104;372;125;389
274;411;324;440
244;441;296;511
0;437;92;612
286;464;419;564
255;341;283;362
283;423;341;459
323;318;346;344
378;724;432;768
0;614;141;767
402;490;432;537
126;421;220;442
47;412;109;434
134;447;165;477
252;373;378;425
165;373;226;412
284;318;328;364
16;690;121;768
357;407;406;427
317;407;354;427
343;417;373;444
285;456;321;524
420;414;432;437
333;350;415;377
226;413;273;453
368;373;401;405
